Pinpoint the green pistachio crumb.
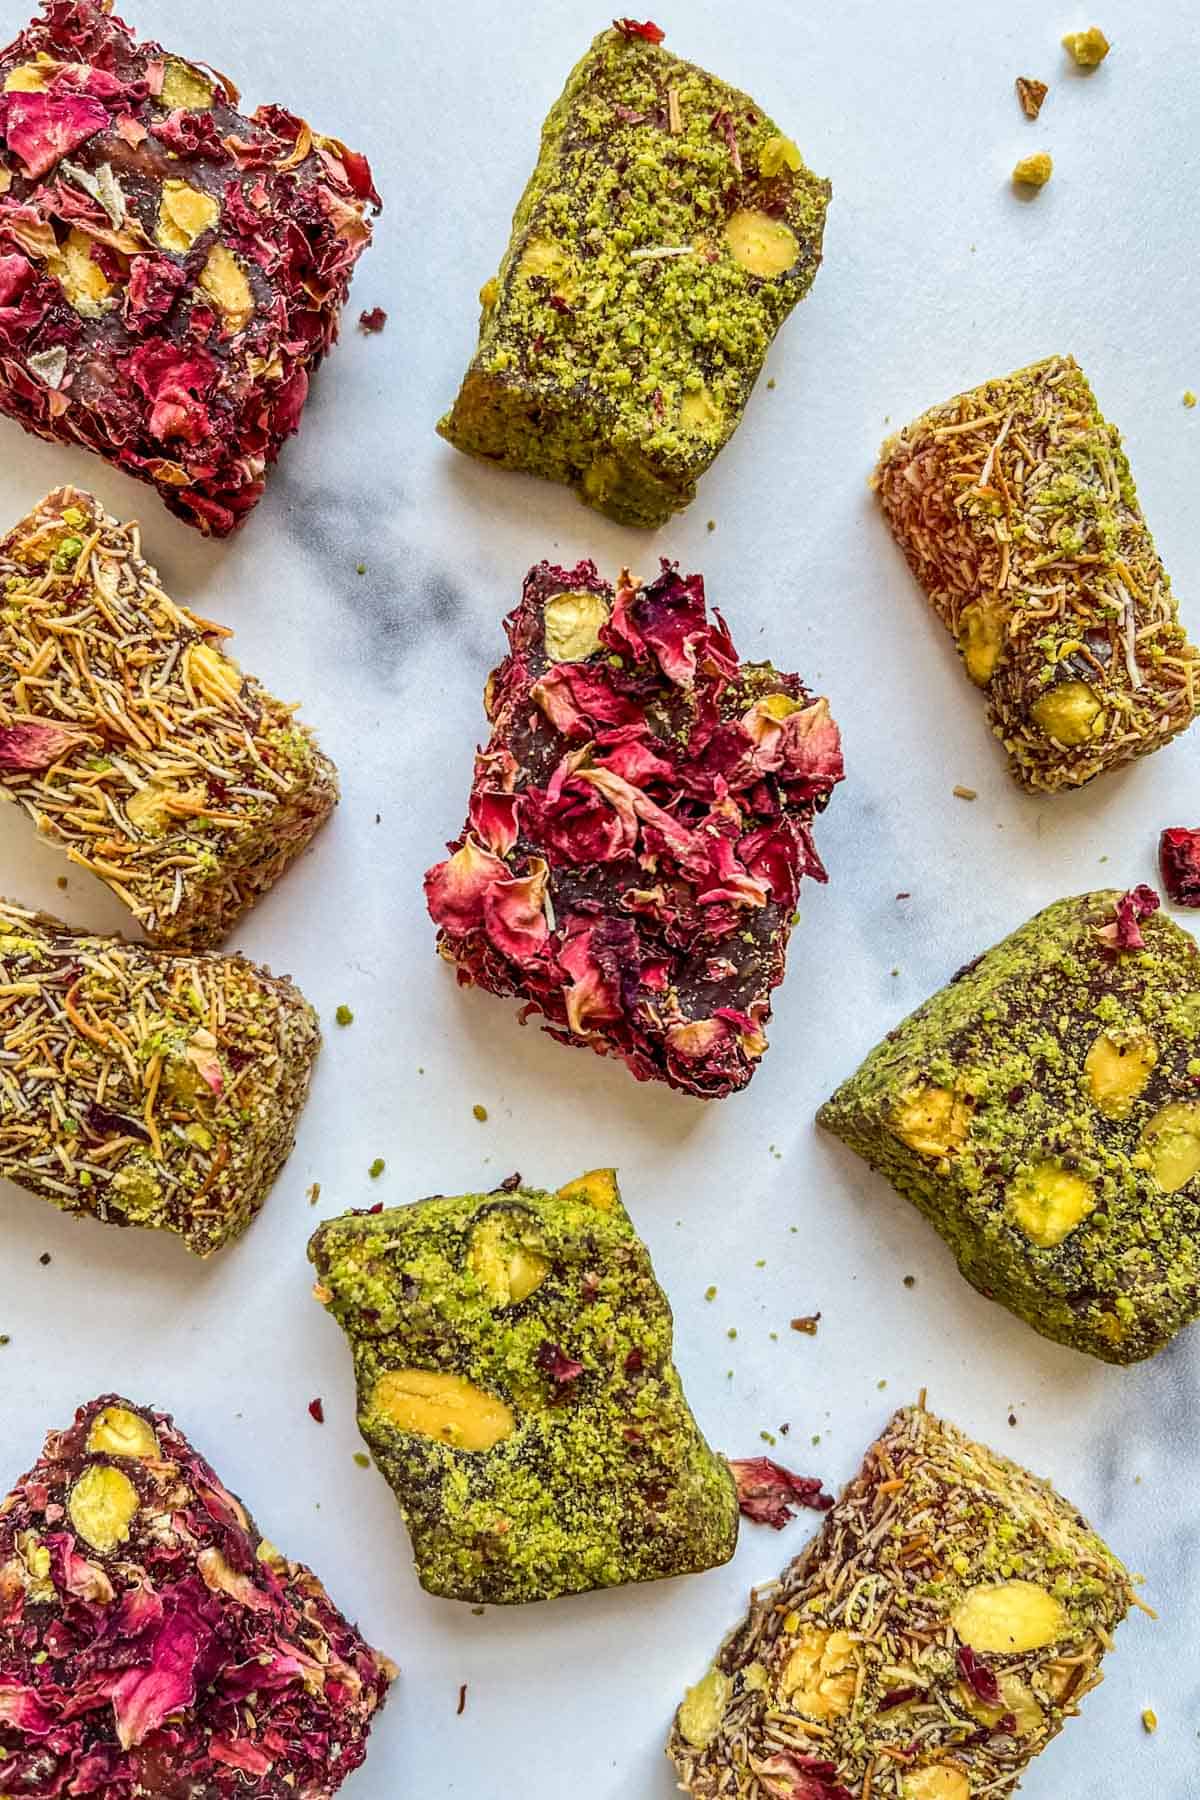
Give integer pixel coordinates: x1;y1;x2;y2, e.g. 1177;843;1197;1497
727;1327;738;1339
705;1285;717;1301
353;1452;371;1468
368;1158;385;1179
1184;391;1197;409
335;1004;354;1026
473;1103;488;1122
0;1335;9;1346
1141;1707;1158;1733
356;563;367;575
760;1429;777;1445
903;1274;916;1288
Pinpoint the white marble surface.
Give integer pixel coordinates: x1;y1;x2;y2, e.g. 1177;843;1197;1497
0;0;1198;1794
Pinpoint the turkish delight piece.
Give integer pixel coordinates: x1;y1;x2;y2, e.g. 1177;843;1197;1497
308;1168;740;1604
424;559;844;1099
0;1394;394;1793
669;1403;1134;1800
818;888;1200;1363
0;898;318;1254
0;0;379;533
875;355;1199;790
437;22;830;528
0;488;337;948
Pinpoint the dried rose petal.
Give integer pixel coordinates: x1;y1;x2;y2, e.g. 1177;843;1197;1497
728;1456;833;1528
308;1396;325;1423
535;1341;584;1384
752;1750;855;1800
424;838;509;934
2;89;109;178
613;18;666;44
1095;884;1161;951
359;306;387;332
0;1678;56;1734
0;718;83;771
1160;828;1200;907
957;1644;1002;1705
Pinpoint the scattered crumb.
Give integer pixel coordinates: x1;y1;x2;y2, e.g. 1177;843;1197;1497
705;1285;717;1301
766;377;776;390
760;1429;777;1446
472;1103;488;1122
1184;391;1197;409
353;1452;370;1468
1012;151;1053;188
876;1379;888;1390
307;1182;321;1206
359;306;388;333
38;1252;51;1266
754;1258;766;1269
1141;1707;1158;1734
457;1683;468;1717
903;1274;916;1289
55;875;68;890
769;1331;779;1342
953;784;978;801
1015;75;1049;118
727;1327;738;1340
706;519;716;532
891;967;900;978
308;1397;325;1424
471;1606;484;1616
368;1158;385;1179
811;1433;821;1446
896;891;911;900
334;1004;354;1026
1062;26;1110;67
0;1335;9;1347
790;1313;821;1336
1008;1411;1018;1427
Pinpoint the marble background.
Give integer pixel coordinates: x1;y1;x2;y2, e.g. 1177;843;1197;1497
0;0;1197;1794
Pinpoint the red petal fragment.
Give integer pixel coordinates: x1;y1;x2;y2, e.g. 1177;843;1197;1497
112;1609;207;1749
535;1341;584;1384
1160;827;1200;907
482;860;551;967
0;1678;56;1734
1095;884;1161;951
957;1644;1001;1705
613;18;666;43
209;1737;274;1776
308;1396;325;1423
728;1456;834;1528
753;1750;855;1800
2;91;109;179
604;563;737;688
424;838;510;933
0;719;83;771
358;306;387;332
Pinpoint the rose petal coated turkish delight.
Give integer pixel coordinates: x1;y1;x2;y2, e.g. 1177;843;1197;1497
0;488;337;948
0;898;318;1254
818;890;1200;1363
669;1403;1134;1800
437;23;830;528
424;560;844;1099
0;1394;394;1795
0;1;379;534
308;1169;740;1604
874;356;1199;791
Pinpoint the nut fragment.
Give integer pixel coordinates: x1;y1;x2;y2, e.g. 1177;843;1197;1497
67;1464;140;1553
890;1085;972;1159
158;60;216;109
1008;1161;1096;1248
677;1665;729;1749
1015;76;1049;119
963;1672;1043;1736
902;1768;970;1800
1030;680;1103;745
156;180;220;253
1084;1028;1157;1118
1140;1103;1200;1193
49;228;113;317
554;1168;619;1212
958;603;1004;685
1062;27;1110;67
371;1369;515;1451
724;209;798;277
951;1580;1068;1653
679;386;723;437
468;1210;551;1307
185;641;242;708
199;244;254;333
543;591;611;664
779;1627;857;1719
86;1405;160;1460
1012;151;1054;189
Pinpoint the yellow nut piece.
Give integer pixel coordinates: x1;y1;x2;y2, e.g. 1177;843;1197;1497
903;1768;970;1800
1140;1102;1200;1193
677;1665;729;1749
49;228;113;318
725;209;799;277
86;1406;160;1460
68;1464;140;1553
679;386;724;437
952;1580;1068;1653
4;59;52;92
1085;1028;1157;1118
159;60;216;109
468;1211;551;1307
543;590;611;664
185;641;243;708
199;244;254;333
126;783;175;833
479;276;500;310
963;1673;1044;1737
156;180;220;253
890;1085;972;1159
372;1369;515;1451
958;603;1005;685
1062;27;1110;67
1012;151;1053;188
1008;1161;1096;1249
518;235;576;302
1030;680;1103;746
554;1168;619;1212
780;1627;857;1719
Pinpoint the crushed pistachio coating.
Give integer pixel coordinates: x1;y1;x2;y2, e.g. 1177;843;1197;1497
0;898;319;1255
668;1404;1134;1800
308;1170;738;1603
437;26;830;528
874;357;1199;791
818;893;1200;1363
0;488;338;948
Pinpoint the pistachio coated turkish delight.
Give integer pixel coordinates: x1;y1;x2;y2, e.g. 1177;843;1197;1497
875;356;1199;790
669;1404;1134;1800
309;1169;739;1604
424;559;843;1099
438;22;830;528
818;889;1200;1362
0;1394;394;1793
0;488;337;948
0;898;318;1254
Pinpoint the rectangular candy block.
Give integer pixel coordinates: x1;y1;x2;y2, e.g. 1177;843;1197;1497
424;560;843;1099
818;888;1200;1363
0;488;338;948
669;1403;1134;1800
438;22;830;528
0;0;379;534
0;899;318;1254
308;1169;740;1604
0;1394;394;1794
875;355;1199;791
